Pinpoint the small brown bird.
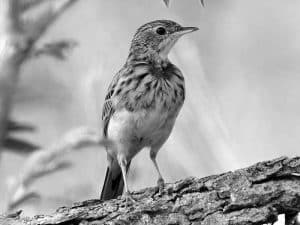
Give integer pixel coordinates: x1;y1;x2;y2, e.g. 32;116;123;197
100;20;198;201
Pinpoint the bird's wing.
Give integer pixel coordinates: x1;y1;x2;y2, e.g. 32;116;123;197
102;62;150;137
102;68;126;137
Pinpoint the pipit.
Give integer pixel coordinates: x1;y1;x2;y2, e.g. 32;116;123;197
100;20;198;202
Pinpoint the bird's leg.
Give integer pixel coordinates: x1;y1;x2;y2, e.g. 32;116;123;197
150;150;165;191
118;156;135;204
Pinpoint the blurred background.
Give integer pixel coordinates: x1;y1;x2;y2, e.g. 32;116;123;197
0;0;299;216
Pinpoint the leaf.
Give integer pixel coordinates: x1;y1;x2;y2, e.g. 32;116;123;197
163;0;170;7
36;40;78;60
162;0;204;7
7;119;36;133
42;40;78;60
3;136;40;153
31;39;78;60
3;120;38;154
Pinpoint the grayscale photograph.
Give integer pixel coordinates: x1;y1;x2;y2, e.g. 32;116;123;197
0;0;299;224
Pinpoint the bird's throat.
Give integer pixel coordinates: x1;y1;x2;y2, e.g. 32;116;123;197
127;49;169;69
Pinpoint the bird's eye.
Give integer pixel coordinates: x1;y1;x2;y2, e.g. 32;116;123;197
156;27;166;35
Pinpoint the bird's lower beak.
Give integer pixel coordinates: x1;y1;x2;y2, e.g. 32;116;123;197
176;26;199;36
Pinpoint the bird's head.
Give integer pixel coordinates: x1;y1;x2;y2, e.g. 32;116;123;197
129;20;198;60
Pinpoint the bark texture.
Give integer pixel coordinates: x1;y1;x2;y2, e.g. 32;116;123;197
1;156;300;225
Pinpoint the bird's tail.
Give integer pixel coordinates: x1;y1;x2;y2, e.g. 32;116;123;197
100;160;131;201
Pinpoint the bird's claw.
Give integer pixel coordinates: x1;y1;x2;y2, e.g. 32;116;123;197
122;191;136;207
157;177;165;194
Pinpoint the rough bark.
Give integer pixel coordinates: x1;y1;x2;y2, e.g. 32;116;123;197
1;156;300;225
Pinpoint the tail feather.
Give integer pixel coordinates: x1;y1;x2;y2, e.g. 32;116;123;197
100;161;131;201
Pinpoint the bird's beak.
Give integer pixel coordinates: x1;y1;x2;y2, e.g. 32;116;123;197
159;26;199;59
176;26;199;36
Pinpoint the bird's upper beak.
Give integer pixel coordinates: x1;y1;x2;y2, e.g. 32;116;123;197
175;26;199;36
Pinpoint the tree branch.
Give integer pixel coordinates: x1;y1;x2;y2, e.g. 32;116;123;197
2;156;300;225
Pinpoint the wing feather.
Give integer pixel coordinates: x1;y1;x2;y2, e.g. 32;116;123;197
102;70;122;137
101;63;149;137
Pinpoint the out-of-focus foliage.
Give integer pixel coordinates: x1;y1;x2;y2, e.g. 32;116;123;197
31;40;78;60
163;0;204;7
0;0;79;155
163;0;170;7
6;127;108;211
3;120;39;154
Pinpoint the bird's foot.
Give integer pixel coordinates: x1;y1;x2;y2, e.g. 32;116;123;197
157;177;165;194
157;177;165;189
122;191;136;207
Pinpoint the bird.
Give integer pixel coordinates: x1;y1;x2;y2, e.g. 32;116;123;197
100;20;198;202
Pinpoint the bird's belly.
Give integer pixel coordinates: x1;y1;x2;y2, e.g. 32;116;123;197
135;108;172;142
107;106;177;158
